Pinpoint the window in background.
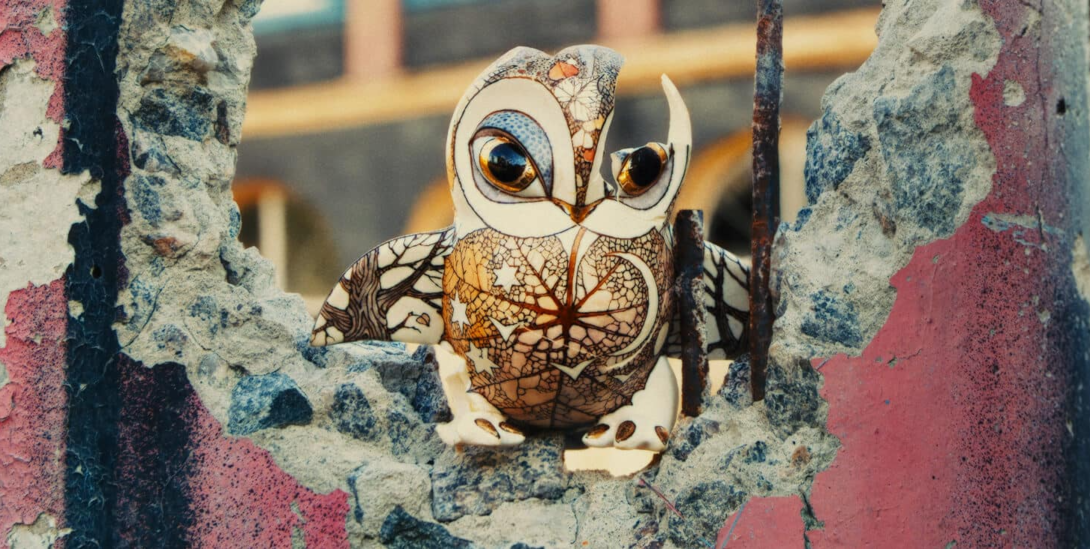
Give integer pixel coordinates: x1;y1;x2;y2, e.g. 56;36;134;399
401;0;596;68
403;0;493;11
253;0;345;34
250;0;347;90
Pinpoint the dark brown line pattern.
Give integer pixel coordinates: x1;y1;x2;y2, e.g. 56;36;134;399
312;227;455;345
665;241;750;360
443;227;670;428
703;242;750;359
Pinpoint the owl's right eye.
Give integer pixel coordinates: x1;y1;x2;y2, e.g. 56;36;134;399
478;137;537;193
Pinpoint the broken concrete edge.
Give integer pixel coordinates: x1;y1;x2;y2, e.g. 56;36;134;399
757;0;1090;546
732;0;1007;541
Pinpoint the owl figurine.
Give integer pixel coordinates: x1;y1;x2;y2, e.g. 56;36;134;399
311;45;749;452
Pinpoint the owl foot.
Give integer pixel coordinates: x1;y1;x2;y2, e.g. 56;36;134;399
434;342;525;448
437;413;526;447
582;415;671;451
582;355;678;452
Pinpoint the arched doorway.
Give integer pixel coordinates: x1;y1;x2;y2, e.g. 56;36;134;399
679;119;811;257
233;178;342;311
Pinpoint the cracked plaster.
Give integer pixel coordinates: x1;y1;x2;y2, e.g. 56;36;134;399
0;59;96;349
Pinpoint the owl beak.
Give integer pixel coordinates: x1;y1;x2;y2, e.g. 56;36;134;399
552;199;600;224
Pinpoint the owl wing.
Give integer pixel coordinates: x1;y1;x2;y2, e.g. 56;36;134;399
666;241;750;359
310;227;455;347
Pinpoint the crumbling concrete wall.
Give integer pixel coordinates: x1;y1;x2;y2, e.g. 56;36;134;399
770;0;1090;545
0;0;1087;547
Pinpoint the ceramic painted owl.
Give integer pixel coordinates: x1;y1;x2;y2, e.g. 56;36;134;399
311;45;749;451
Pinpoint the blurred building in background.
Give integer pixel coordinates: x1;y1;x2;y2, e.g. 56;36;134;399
234;0;879;308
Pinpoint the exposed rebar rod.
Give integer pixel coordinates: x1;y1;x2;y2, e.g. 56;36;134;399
675;210;709;417
749;0;783;402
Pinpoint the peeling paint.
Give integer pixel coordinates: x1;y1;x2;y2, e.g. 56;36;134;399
0;60;91;349
6;513;70;549
804;0;1090;544
0;3;72;547
0;281;68;549
0;0;68;128
1072;234;1089;303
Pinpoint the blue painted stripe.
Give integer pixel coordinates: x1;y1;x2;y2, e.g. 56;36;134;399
61;0;127;545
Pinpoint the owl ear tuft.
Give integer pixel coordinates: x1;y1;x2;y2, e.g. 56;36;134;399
662;75;692;157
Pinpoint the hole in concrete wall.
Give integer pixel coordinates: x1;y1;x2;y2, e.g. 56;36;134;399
204;109;832;548
1056;97;1067;115
90;264;102;279
114;1;850;544
708;169;754;257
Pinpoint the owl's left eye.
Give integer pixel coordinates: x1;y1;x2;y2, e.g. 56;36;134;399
478;137;537;193
616;143;669;196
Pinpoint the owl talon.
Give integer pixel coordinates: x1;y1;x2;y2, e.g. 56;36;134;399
655;425;670;444
498;421;523;435
615;420;636;442
475;418;500;439
581;356;678;452
438;413;526;447
434;343;525;448
582;416;669;451
585;424;610;439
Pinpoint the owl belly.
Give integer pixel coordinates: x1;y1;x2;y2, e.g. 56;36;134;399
442;226;673;428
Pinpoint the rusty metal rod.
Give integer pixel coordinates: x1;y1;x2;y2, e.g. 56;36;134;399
749;0;783;402
675;210;708;417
